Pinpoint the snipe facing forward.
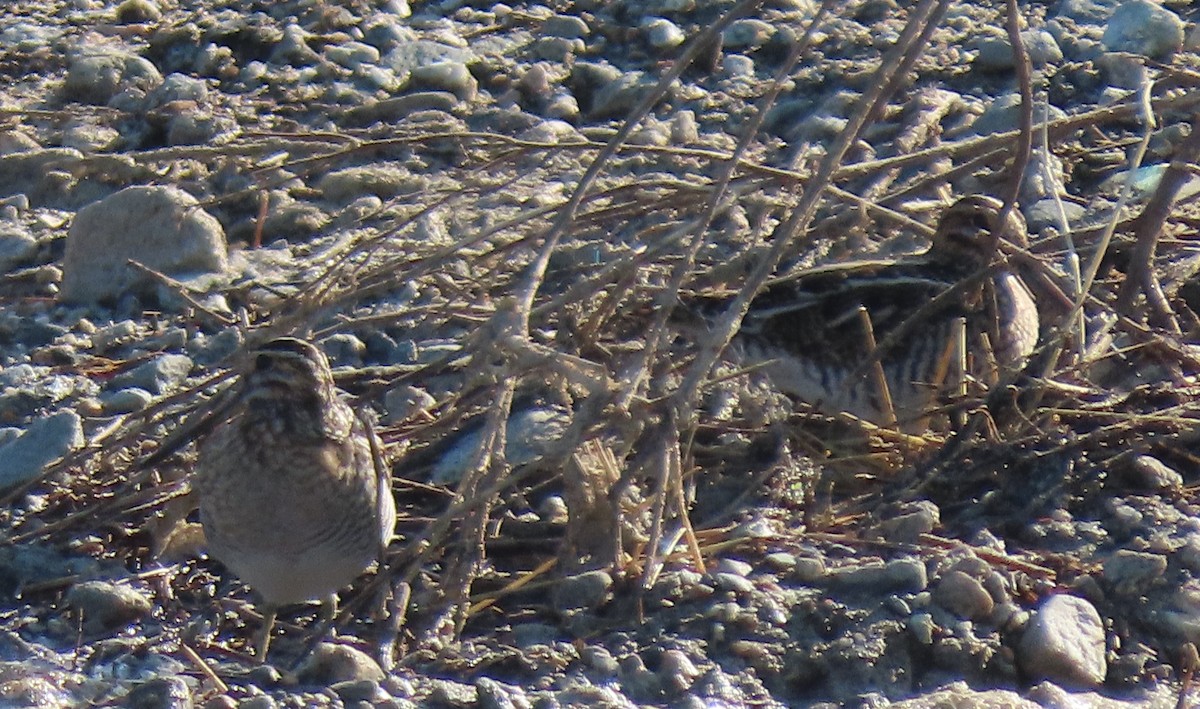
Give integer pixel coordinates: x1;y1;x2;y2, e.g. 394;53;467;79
728;195;1039;432
192;337;396;659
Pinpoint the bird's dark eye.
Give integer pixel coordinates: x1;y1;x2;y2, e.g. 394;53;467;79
255;354;274;371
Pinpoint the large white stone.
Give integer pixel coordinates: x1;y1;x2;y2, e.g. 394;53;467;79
61;186;227;305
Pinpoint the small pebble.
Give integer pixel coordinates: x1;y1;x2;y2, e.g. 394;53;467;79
65;580;152;634
643;18;685;50
552;570;613;613
932;570;995;620
828;558;927;594
295;644;385;686
125;676;191;709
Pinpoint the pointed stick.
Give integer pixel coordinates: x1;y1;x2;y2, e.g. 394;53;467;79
856;307;898;430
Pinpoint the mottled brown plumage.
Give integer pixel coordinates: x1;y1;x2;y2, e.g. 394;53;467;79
730;195;1039;431
192;337;395;659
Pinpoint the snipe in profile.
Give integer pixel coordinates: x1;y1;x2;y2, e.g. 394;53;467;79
724;195;1039;432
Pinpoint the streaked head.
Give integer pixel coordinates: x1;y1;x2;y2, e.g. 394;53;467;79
928;195;1026;268
242;337;335;401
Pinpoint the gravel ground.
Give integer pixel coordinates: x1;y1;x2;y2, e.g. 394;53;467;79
3;0;1200;707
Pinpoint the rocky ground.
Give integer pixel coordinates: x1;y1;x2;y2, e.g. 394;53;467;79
2;0;1200;707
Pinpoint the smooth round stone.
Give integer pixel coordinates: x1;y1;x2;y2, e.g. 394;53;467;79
1018;595;1106;688
643;18;685;50
326;40;382;69
543;14;589;39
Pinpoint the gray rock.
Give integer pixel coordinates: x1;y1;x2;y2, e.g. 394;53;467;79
327;41;382;70
61;186;228;305
124;675;192;709
65;580;152;634
1101;163;1200;202
363;16;413;52
828;558;927;594
1017;594;1106;688
533;36;584;63
383;384;436;423
1101;0;1183;58
870;501;939;543
475;677;524;709
427;678;477;706
711;572;754;595
932;571;994;620
0;130;39;155
581;646;619;677
99;387;154;414
1055;0;1123;23
272;24;320;65
511;622;560;648
619;654;663;703
237;695;278;709
64;49;162;105
0;410;83;491
431;405;571;484
764;552;796;572
1123;454;1184;491
319;165;423;203
109;353;193;394
587;71;658;120
908;611;935;645
0;543;103;595
385;40;475;79
0;193;29;211
553;570;613;612
973;30;1063;70
891;683;1042;708
1103;549;1167;594
1024;198;1087;234
320;333;366;367
716;558;752;576
538;494;568;524
355;64;403;92
723;19;774;49
544;93;580;121
144;72;208;109
411;61;477;101
643;18;686;50
0;147;86;206
658;649;701;694
651;0;696;10
723;54;755;77
61;122;120;152
969;93;1067;137
115;0;162;23
0;224;37;272
330;678;382;704
295;643;385;685
164;106;235;147
92;320;141;353
792;556;826;583
0;427;20;447
1019;150;1068;204
543;15;589;40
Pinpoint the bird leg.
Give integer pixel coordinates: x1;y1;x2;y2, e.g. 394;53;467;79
318;593;338;626
255;603;278;662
